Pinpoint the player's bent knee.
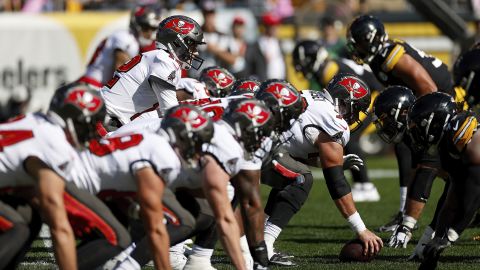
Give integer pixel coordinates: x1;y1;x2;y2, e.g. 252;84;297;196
277;173;313;212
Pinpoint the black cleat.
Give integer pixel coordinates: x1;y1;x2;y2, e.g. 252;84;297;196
269;252;296;267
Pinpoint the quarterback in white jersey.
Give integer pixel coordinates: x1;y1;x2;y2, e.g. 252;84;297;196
100;15;206;126
79;4;161;88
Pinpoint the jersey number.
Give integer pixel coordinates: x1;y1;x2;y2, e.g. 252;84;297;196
0;130;34;151
105;54;143;89
89;134;144;157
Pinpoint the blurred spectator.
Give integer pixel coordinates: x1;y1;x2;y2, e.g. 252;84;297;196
324;0;359;25
230;16;267;80
258;12;286;79
0;86;31;122
265;0;294;21
319;16;347;58
190;0;241;77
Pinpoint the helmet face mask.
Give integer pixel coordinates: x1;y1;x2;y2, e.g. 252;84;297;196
157;15;206;70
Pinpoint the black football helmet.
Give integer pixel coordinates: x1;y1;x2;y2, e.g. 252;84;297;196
199;66;236;97
255;79;305;133
346;15;388;64
325;73;371;129
222;99;275;158
292;40;329;80
408;92;457;151
48;82;106;149
372;85;415;143
453;48;480;106
130;4;162;44
161;104;214;167
229;79;260;97
156;15;205;70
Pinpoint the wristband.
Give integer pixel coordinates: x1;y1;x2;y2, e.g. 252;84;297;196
347;211;367;233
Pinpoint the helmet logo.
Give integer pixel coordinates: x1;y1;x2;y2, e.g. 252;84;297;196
66;89;103;113
338;77;367;99
207;69;234;88
134;7;146;17
171;107;208;130
164;18;194;35
265;83;298;106
236;102;270;127
238;81;259;92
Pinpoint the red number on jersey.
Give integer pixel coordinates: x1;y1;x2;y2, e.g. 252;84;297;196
106;54;143;89
117;54;142;73
0;130;34;152
89;134;144;157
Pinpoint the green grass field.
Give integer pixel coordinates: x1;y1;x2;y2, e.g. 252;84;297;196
18;156;480;269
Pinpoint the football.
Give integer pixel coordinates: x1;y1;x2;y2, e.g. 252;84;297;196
339;239;376;262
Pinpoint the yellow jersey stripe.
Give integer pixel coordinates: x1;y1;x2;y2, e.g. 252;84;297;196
453;116;478;152
322;61;339;87
382;44;405;72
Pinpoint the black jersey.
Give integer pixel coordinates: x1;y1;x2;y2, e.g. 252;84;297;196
314;58;383;92
402;134;441;169
369;39;453;95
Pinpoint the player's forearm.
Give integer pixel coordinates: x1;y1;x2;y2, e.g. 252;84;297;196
147;226;171;270
333;193;358;218
216;214;247;270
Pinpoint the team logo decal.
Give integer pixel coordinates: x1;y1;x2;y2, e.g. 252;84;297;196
170;107;208;130
237;81;259;92
207;69;234;88
164;18;194;35
66;89;103;113
236;102;270;126
338;77;367;99
134;7;146;17
265;83;298;106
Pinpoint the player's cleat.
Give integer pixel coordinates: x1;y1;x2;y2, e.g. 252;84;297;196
170;250;188;270
269;252;296;266
408;226;435;261
376;211;403;232
183;254;217;270
351;183;381;202
418;237;450;270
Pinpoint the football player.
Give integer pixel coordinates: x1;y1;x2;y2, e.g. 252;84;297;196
107;99;275;270
346;15;460;231
79;4;162;88
371;86;449;251
100;15;205;126
0;83;131;270
407;93;480;269
256;75;383;263
453;47;480;108
292;40;382;203
67;105;214;269
176;77;210;101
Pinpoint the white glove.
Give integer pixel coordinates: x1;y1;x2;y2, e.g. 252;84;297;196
387;224;412;248
343;154;364;171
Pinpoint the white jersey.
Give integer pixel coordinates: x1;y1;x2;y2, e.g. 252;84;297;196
0;113;78;189
69;131;181;194
177;78;210;99
100;49;181;125
282;90;350;160
83;31;139;87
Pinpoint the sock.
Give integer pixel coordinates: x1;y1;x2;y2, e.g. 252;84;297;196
399;186;407;212
190;245;214;259
240;235;249;254
264;221;282;259
170;242;185;254
117;255;141;270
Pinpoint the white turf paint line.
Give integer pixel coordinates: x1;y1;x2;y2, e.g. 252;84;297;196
312;169;398;180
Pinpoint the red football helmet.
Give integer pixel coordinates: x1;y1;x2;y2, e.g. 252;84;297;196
199;66;236;97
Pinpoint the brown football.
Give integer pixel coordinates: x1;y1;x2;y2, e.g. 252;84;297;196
339;239;376;262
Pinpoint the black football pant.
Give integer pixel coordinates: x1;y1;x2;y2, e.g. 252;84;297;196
262;147;313;229
0;196;41;270
64;183;131;270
